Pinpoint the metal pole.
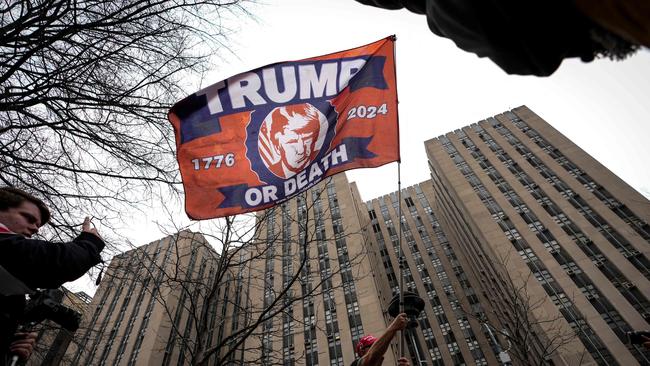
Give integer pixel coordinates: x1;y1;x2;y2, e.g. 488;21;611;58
397;161;405;358
390;34;405;361
406;328;426;366
483;323;511;365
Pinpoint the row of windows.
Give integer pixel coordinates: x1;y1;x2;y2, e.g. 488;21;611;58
312;189;344;366
261;210;277;366
487;117;650;281
369;187;491;365
440;134;617;365
161;244;201;366
466;127;648;363
280;204;296;366
299;192;318;366
481;126;650;318
504;111;650;242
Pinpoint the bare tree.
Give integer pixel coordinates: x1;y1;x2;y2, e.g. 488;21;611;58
156;187;368;365
0;0;250;241
67;181;371;366
466;256;587;366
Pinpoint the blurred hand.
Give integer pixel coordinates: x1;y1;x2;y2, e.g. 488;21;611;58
82;217;101;239
397;357;410;366
642;335;650;349
9;332;37;360
388;313;408;332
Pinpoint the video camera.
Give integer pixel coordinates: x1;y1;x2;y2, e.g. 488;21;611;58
1;265;82;366
20;289;81;332
1;265;81;332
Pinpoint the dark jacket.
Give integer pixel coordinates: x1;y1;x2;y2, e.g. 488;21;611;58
355;0;636;76
0;232;104;364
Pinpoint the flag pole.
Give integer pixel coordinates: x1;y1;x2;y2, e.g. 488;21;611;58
390;33;405;360
397;160;405;359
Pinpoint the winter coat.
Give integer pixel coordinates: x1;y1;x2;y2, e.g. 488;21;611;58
0;232;104;365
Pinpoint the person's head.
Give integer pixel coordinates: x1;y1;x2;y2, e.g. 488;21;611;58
269;104;322;174
356;335;378;357
0;187;50;237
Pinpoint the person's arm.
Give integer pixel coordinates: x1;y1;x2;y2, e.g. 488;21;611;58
0;218;104;289
9;332;37;361
397;357;410;366
360;313;408;366
642;335;650;349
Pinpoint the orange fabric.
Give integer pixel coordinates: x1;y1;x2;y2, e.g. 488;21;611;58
169;37;399;219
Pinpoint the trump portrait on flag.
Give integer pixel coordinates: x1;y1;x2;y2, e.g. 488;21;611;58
259;103;328;180
169;36;400;219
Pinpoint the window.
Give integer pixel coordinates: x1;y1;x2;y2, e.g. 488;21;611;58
560;262;582;275
534;270;554;283
550;293;572;308
543;240;560;253
504;229;522;241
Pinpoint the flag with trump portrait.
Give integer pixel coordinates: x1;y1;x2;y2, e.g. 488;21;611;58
169;36;400;219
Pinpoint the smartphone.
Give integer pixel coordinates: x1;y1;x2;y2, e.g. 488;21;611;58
627;331;650;345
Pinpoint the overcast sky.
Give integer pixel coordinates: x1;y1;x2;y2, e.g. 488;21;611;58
118;0;650;253
212;0;650;204
68;0;650;293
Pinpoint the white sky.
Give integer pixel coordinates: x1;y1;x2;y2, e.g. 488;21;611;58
67;0;650;294
215;0;650;203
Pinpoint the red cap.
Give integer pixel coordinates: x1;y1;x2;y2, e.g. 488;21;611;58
356;335;378;356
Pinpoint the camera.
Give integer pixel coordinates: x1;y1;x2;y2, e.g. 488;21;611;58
21;289;81;332
627;331;650;345
1;266;81;332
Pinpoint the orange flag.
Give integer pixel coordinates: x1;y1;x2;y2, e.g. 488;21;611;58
169;36;399;219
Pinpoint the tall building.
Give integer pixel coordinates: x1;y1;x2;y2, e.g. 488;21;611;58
63;175;399;366
66;105;650;366
26;288;90;366
359;182;501;365
231;174;398;366
65;230;217;365
423;106;650;365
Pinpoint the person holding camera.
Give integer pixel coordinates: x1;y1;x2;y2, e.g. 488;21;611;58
0;187;105;365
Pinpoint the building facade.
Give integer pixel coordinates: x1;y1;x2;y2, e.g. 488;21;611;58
63;106;650;366
359;182;501;365
63;175;398;366
423;106;650;365
26;288;90;366
232;174;398;366
65;230;217;365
